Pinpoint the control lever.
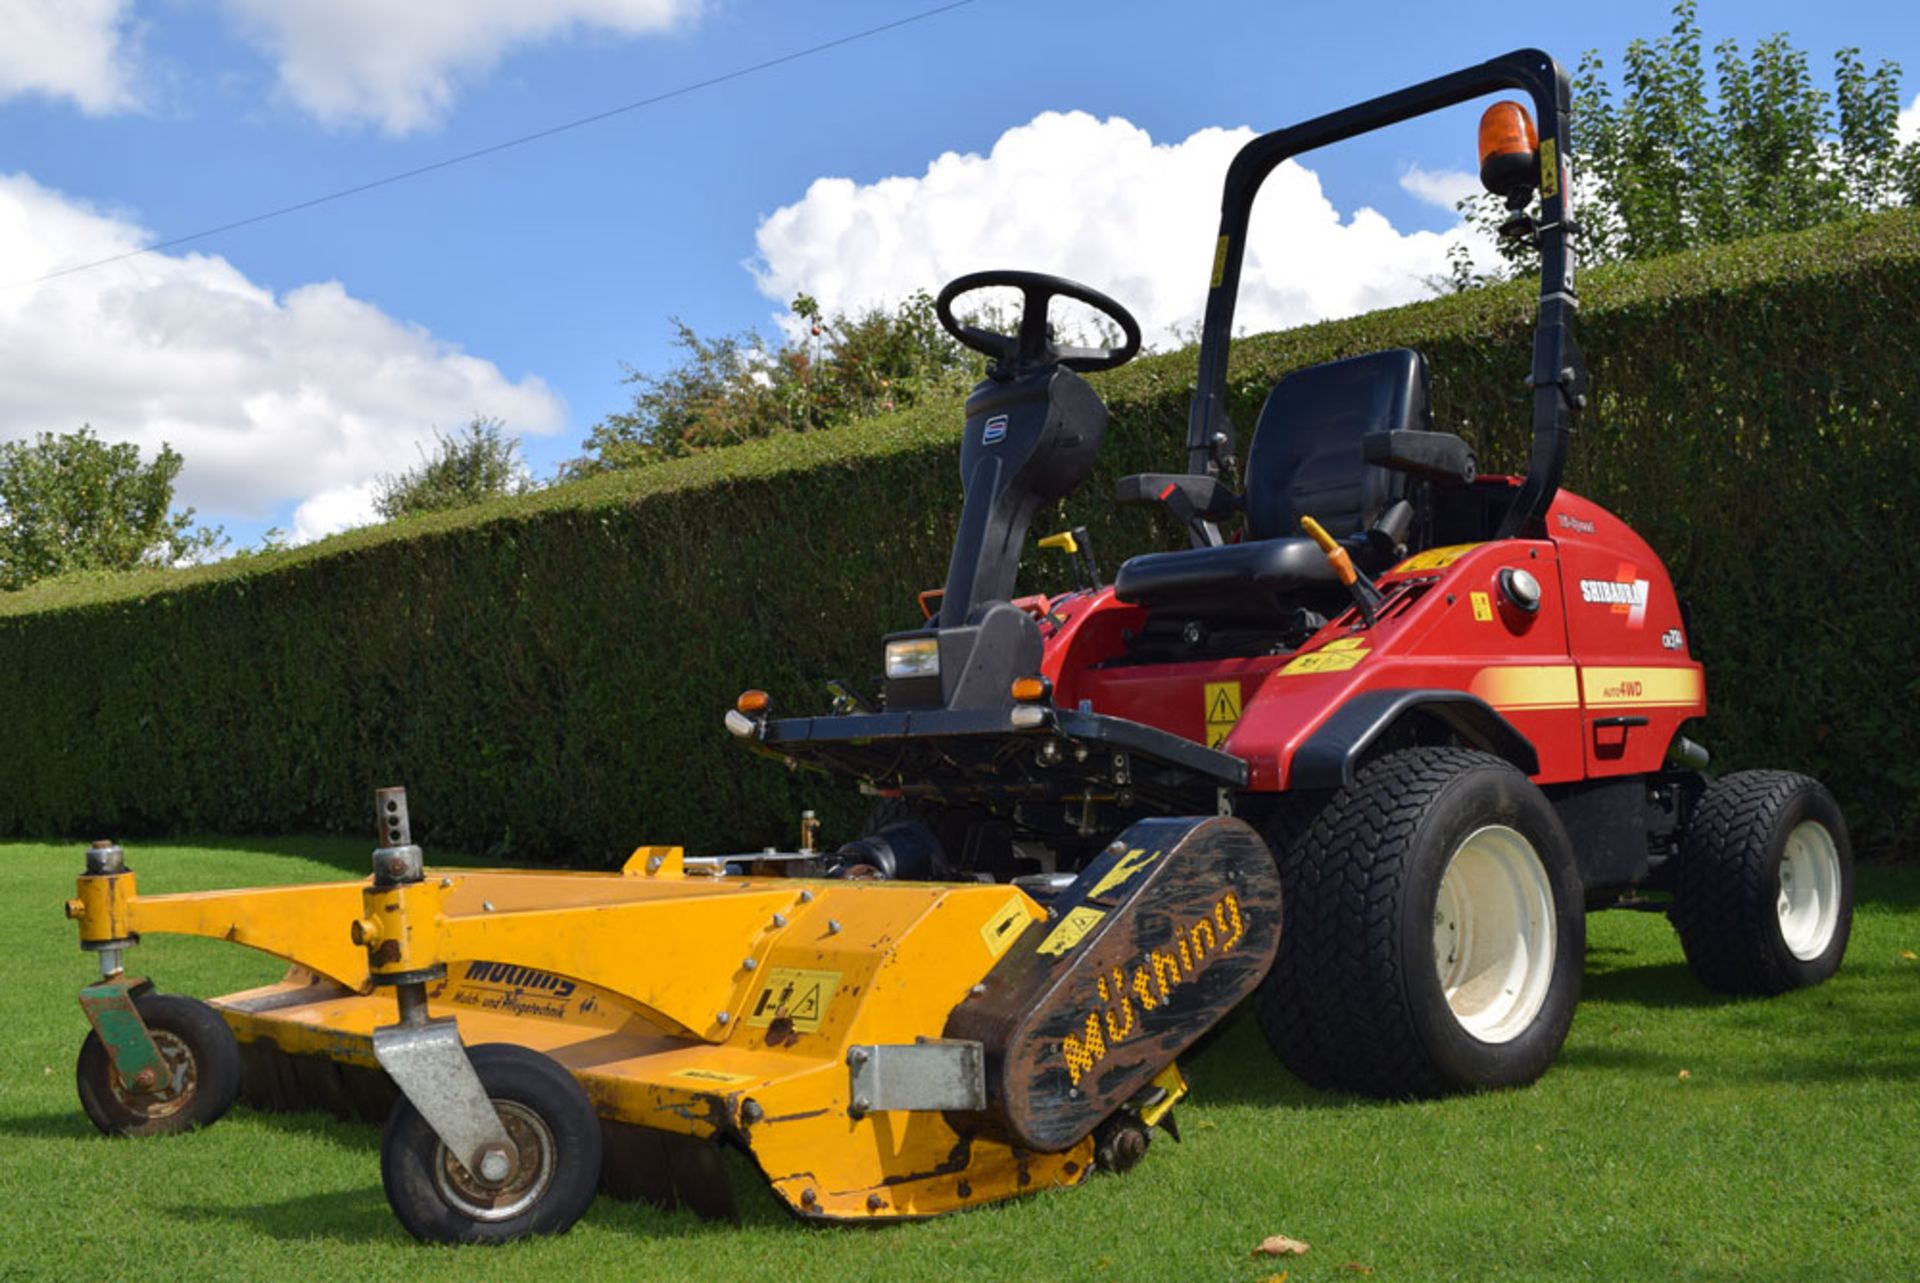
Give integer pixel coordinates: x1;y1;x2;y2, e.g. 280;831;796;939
1300;515;1386;627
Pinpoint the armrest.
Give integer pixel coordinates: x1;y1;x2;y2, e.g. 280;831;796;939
1361;431;1477;484
1115;473;1240;520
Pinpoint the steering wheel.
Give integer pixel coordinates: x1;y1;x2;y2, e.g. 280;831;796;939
935;270;1142;375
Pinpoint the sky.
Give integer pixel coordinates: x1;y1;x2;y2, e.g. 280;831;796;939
2;0;1917;549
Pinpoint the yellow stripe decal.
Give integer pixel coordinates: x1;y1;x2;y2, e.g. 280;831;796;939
1581;666;1703;707
1471;664;1579;711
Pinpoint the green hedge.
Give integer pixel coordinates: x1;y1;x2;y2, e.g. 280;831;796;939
5;212;1918;863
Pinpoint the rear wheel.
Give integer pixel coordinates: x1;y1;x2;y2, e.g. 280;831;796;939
380;1043;603;1244
1671;771;1852;995
1255;747;1584;1098
76;992;241;1137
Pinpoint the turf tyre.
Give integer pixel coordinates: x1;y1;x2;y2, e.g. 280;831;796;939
1671;771;1852;995
380;1043;603;1245
76;992;242;1137
1255;747;1584;1098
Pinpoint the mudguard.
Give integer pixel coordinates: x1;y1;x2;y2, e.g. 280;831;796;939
945;815;1282;1151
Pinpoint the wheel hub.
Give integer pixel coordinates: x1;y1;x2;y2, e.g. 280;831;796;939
1432;825;1556;1044
106;1028;197;1120
434;1102;554;1222
1777;821;1842;960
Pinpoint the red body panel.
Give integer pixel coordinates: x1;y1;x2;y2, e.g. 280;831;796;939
1031;487;1704;793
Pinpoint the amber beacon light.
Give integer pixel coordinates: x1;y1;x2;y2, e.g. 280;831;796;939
1477;100;1538;205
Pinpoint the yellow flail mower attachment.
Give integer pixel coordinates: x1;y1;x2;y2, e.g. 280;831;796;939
64;788;1280;1244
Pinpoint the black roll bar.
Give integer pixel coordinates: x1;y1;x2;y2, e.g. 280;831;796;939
1187;48;1581;541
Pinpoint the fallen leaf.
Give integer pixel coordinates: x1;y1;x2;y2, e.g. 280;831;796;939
1901;950;1916;961
1259;1274;1288;1283
1677;1068;1691;1081
1195;1119;1217;1130
1252;1234;1311;1258
1342;1264;1375;1276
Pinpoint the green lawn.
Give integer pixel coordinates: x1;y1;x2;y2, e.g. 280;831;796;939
2;837;1915;1282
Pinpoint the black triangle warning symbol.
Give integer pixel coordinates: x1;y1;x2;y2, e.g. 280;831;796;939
1207;685;1239;723
790;983;822;1021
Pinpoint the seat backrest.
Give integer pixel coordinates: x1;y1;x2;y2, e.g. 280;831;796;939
1243;348;1431;541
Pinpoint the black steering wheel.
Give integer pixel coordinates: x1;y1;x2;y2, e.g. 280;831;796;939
935;270;1142;375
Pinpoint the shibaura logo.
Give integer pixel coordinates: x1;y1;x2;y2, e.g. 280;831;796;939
981;414;1008;445
1579;578;1648;607
450;961;578;1018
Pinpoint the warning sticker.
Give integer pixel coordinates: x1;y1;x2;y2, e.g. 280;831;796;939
1089;846;1160;899
1036;905;1107;957
1539;137;1560;199
1471;591;1494;622
745;967;841;1034
1281;636;1371;676
1393;543;1482;573
671;1066;754;1086
1203;680;1242;748
980;896;1033;958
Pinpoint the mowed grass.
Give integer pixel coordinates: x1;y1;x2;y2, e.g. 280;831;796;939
2;838;1916;1283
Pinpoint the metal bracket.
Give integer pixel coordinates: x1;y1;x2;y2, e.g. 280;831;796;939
77;974;167;1095
372;1017;516;1179
846;1039;986;1117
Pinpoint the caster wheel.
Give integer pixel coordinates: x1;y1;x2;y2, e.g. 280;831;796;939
76;992;242;1137
380;1043;603;1244
1093;1113;1151;1174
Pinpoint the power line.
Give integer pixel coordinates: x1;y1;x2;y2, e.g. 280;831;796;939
9;0;974;291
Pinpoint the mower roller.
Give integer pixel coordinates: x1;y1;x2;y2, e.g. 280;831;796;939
64;48;1855;1245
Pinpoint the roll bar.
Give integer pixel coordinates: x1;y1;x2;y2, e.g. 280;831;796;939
1187;48;1582;541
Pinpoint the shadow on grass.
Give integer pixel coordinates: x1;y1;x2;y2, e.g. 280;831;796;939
0;1110;98;1141
170;1184;403;1244
1580;959;1735;1010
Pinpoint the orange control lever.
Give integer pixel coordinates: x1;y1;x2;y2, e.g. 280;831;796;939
1300;516;1383;626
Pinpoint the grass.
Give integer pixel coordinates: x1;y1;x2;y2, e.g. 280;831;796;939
2;838;1916;1282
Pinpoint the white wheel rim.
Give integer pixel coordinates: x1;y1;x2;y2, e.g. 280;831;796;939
1432;825;1557;1044
1777;820;1842;961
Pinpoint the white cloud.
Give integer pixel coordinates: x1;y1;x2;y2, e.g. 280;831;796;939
0;172;563;541
0;0;139;114
290;481;380;544
1900;92;1920;146
219;0;701;134
753;112;1486;350
1400;164;1480;211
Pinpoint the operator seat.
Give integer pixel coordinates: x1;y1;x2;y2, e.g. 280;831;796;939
1113;348;1432;620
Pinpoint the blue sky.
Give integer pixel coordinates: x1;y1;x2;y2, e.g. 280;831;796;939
2;0;1915;547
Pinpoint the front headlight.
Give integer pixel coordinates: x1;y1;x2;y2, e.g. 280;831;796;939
885;637;941;680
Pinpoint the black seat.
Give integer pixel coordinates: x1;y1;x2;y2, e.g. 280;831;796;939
1114;348;1431;618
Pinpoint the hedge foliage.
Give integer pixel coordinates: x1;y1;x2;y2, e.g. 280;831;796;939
5;211;1918;863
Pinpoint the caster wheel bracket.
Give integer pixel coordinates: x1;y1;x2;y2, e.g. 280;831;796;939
77;975;168;1095
373;1017;518;1180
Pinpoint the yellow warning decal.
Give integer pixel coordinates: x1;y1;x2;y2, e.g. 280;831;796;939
1210;234;1231;288
1581;666;1703;708
1036;905;1108;957
1281;637;1370;676
671;1066;754;1086
744;967;841;1034
1393;543;1482;572
980;896;1033;958
1471;591;1494;622
1539;137;1560;199
1203;680;1243;748
1089;846;1160;899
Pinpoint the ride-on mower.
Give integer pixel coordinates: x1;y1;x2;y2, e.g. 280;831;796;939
63;49;1854;1244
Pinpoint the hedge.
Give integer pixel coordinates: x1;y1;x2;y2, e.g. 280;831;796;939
4;211;1918;863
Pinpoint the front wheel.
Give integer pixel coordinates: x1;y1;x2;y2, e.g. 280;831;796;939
380;1043;603;1244
76;992;242;1137
1671;771;1853;995
1255;748;1584;1098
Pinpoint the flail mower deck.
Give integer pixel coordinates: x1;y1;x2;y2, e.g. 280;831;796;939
64;47;1854;1245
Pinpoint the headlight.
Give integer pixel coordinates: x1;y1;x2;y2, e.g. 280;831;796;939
885;637;941;679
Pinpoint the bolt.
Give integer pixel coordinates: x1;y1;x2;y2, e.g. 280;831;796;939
849;1047;870;1066
741;1099;764;1124
477;1146;513;1183
439;877;453;888
482;900;496;913
743;957;758;971
799;889;814;904
971;983;986;996
646;855;664;874
827;919;842;935
851;1096;871;1117
1108;840;1126;855
867;1194;885;1213
801;1187;818;1208
130;1067;159;1092
716;1011;732;1025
